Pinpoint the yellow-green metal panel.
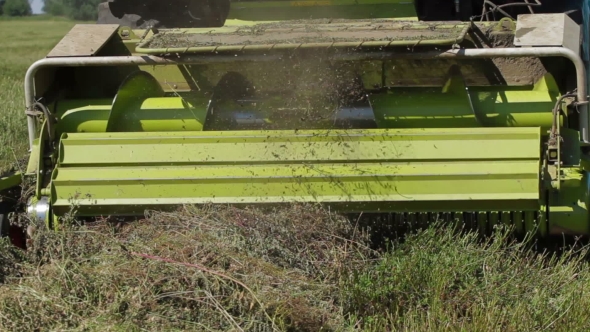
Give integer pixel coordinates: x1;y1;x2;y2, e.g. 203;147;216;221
51;127;542;216
58;128;540;165
55;97;208;135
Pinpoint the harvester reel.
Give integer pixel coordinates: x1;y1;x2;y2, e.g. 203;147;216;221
203;69;377;131
202;71;259;131
108;71;165;132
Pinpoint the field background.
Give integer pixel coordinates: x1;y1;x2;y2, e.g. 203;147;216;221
2;17;590;332
0;16;79;170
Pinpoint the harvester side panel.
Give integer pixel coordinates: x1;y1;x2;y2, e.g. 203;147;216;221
50;127;542;216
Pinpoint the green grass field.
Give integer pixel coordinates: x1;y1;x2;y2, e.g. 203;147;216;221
3;18;590;332
0;18;78;171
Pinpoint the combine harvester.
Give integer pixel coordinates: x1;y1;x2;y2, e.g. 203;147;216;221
2;0;590;245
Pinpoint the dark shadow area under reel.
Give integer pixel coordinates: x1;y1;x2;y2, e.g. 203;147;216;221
0;186;27;250
52;204;590;269
203;70;376;132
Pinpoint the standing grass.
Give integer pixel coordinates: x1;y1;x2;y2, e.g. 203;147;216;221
1;205;590;331
0;18;77;172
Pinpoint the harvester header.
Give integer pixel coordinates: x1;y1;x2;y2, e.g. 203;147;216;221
2;0;590;245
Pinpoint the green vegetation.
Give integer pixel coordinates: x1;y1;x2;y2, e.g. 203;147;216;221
2;205;590;331
2;0;31;16
0;19;76;172
43;0;102;20
2;18;590;331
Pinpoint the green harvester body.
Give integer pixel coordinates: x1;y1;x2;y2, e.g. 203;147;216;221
4;0;590;239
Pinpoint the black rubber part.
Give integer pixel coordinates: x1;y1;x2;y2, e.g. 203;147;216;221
97;0;230;29
0;212;8;238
